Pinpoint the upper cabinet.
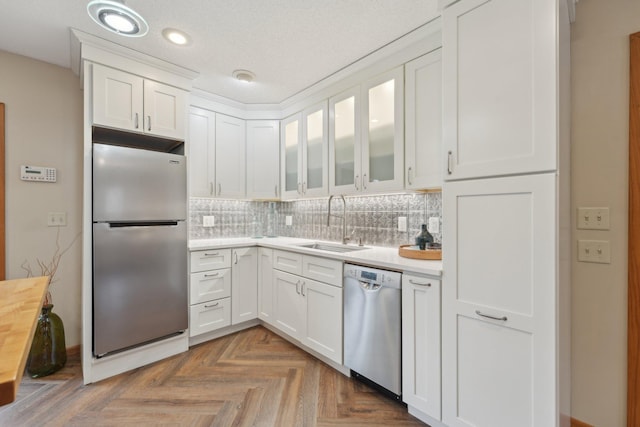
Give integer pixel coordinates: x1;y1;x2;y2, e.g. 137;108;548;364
92;63;186;140
281;102;329;200
187;109;246;199
328;67;405;195
361;67;405;193
442;0;557;180
247;120;280;199
215;114;246;198
405;50;442;190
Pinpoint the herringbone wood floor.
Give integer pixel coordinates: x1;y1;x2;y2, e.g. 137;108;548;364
1;326;426;426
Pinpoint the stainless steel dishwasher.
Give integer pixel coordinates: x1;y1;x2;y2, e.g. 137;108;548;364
343;263;402;400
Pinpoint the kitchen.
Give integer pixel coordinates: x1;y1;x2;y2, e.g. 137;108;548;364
0;1;630;426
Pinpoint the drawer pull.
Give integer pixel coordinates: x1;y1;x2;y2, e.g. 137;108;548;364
204;272;220;278
295;280;301;295
301;281;306;297
203;252;219;257
204;302;220;309
475;310;507;322
409;279;430;287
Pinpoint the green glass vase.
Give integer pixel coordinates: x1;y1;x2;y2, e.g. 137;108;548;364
26;304;67;378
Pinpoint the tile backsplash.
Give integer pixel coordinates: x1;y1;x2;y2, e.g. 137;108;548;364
189;192;442;248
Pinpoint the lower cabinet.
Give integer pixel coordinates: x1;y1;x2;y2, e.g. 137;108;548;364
402;273;441;423
272;251;343;365
231;247;258;325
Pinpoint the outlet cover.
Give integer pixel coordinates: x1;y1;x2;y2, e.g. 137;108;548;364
203;216;215;227
428;216;440;234
285;215;293;226
47;212;67;227
397;217;407;232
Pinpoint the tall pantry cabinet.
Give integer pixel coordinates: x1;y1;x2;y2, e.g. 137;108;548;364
441;1;571;427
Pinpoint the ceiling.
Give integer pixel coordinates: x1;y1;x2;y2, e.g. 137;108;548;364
0;0;437;105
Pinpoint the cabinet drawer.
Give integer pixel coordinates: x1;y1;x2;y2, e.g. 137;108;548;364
189;297;231;337
190;249;232;272
273;250;303;275
303;256;342;287
190;268;231;304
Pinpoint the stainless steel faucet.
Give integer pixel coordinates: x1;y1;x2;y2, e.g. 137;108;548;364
327;194;351;245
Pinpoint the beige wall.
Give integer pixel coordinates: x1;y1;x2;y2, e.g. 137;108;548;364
0;50;83;347
571;1;638;426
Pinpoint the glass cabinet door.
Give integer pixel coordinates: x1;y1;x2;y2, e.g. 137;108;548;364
362;66;404;192
280;113;302;199
329;86;360;194
302;101;328;197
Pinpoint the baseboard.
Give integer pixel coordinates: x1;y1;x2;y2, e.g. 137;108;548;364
66;345;80;358
571;417;594;427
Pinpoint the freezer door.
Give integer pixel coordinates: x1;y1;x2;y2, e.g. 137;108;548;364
93;143;186;222
93;221;188;356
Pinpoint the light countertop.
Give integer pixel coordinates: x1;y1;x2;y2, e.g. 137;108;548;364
189;237;442;277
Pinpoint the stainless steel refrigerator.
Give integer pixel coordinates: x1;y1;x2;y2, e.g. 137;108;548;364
92;143;187;357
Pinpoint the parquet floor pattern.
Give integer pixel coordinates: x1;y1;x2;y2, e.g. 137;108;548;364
0;326;425;426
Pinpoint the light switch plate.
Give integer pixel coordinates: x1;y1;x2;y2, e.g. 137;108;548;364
397;217;407;232
285;215;293;226
577;207;610;230
577;240;611;264
428;216;440;234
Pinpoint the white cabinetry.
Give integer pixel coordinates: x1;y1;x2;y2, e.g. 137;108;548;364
215;114;246;198
187;110;246;199
402;273;441;423
189;249;232;336
442;0;557;180
188;107;215;197
442;174;557;427
247;120;280;199
281;101;329;199
272;250;343;363
258;248;275;324
361;67;404;192
92;63;186;140
231;247;258;324
329;67;405;195
405;50;442;190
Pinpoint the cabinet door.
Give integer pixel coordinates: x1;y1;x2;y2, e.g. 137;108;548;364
247;120;280;199
231;247;258;325
405;50;442;190
215;114;246;198
442;174;556;427
361;67;404;193
92;64;143;133
402;274;441;421
281;113;303;200
143;80;186;140
273;270;305;340
190;268;231;304
188;107;216;197
302;279;342;364
302;101;329;197
442;0;557;180
329;86;361;195
258;248;275;324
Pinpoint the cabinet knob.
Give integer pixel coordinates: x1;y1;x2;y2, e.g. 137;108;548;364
147;115;152;131
408;167;413;186
355;175;360;190
447;151;453;175
134;113;139;129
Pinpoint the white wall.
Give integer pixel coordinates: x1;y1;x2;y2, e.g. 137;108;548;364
571;1;638;425
0;50;83;347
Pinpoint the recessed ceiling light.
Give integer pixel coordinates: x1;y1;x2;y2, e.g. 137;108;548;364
162;28;191;46
232;69;256;83
87;0;149;37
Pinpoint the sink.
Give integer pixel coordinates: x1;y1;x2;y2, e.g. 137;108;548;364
297;242;369;253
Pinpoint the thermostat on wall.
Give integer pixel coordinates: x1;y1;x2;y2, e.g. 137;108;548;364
21;165;57;182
